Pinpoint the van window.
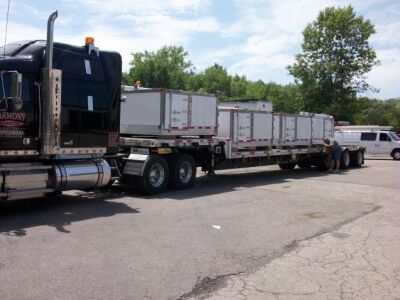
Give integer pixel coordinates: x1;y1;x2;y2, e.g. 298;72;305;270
360;132;377;141
379;133;391;142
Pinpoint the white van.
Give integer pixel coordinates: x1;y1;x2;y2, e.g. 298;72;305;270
334;129;400;160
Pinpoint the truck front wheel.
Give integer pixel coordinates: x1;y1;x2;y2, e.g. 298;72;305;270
137;155;169;194
168;154;196;189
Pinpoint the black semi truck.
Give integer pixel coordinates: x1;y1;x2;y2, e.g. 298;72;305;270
0;12;122;200
0;12;364;200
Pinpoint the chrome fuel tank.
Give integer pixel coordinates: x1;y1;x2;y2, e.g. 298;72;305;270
50;158;111;192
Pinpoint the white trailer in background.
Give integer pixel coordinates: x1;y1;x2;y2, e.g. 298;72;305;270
118;90;365;194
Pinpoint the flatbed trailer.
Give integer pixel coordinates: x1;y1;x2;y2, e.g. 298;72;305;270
116;135;365;194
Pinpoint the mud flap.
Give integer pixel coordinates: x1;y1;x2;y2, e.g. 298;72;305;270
123;153;149;176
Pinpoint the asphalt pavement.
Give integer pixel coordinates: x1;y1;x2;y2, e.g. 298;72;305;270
0;159;398;300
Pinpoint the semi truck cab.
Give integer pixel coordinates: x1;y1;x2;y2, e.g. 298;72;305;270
0;11;122;201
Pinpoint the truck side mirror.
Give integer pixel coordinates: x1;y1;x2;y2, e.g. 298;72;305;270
10;71;22;100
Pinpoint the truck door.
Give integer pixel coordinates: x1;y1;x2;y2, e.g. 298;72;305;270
0;74;39;152
377;132;393;155
360;132;378;155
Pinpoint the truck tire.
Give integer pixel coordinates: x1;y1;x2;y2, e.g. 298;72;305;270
351;150;364;167
340;150;351;169
137;155;169;194
297;161;311;169
392;149;400;161
278;162;296;170
313;155;330;171
168;153;196;189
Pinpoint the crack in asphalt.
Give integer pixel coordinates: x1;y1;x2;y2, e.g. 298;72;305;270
176;204;382;300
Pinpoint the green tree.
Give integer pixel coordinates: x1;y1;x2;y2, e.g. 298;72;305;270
230;74;248;99
187;64;232;99
124;46;193;89
288;6;379;121
354;98;400;130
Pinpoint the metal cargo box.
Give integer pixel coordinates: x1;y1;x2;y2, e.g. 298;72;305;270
273;114;312;146
274;113;333;146
309;113;334;144
218;107;273;148
120;89;218;137
221;100;273;112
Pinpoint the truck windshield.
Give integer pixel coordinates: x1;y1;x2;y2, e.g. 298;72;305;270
0;42;26;56
389;132;400;141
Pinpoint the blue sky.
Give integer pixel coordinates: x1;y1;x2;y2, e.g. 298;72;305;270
1;0;399;99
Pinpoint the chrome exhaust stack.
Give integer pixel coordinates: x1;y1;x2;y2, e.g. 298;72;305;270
41;10;62;156
45;11;58;69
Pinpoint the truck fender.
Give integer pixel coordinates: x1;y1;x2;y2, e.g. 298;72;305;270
123;153;150;176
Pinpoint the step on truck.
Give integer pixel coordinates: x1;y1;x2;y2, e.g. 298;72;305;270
0;11;365;200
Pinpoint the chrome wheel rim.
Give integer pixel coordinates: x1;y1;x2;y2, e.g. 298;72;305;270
179;162;193;184
394;152;400;160
149;163;165;188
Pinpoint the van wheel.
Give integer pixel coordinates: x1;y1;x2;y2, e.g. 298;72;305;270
393;150;400;161
137;155;169;194
351;151;364;167
168;154;196;189
279;163;296;170
340;150;351;169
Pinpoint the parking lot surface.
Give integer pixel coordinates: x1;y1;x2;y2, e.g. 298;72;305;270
0;159;398;299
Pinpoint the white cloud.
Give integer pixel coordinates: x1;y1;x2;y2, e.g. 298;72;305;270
1;0;399;98
62;0;211;15
203;0;400;98
364;48;400;99
228;53;294;79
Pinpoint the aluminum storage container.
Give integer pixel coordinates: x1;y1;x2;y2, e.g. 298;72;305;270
218;107;273;148
273;114;312;146
308;113;334;143
221;100;273;112
120;89;218;137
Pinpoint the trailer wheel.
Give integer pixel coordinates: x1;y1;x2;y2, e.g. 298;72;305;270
297;162;311;169
340;150;351;169
351;150;364;167
314;155;330;171
392;149;400;161
137;155;169;194
278;163;296;170
168;154;196;189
